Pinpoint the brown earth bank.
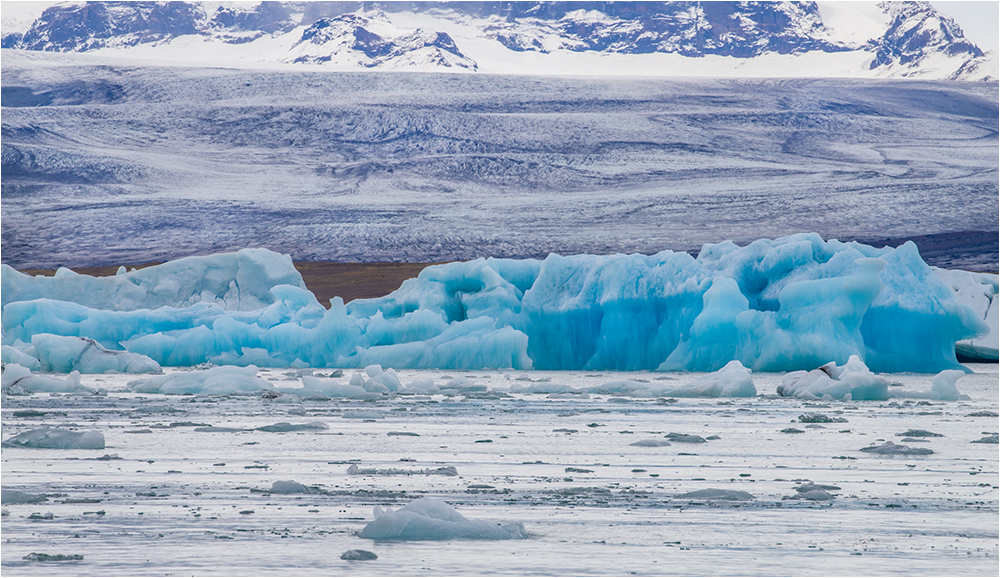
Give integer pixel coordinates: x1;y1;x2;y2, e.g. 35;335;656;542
17;262;442;305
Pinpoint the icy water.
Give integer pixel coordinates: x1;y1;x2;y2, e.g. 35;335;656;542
2;366;998;576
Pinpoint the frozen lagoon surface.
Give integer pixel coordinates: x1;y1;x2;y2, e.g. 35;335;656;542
2;366;997;576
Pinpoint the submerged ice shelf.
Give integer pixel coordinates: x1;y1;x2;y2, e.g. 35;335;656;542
2;234;997;375
0;367;997;576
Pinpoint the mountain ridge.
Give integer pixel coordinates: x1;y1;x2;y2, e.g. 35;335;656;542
2;1;995;80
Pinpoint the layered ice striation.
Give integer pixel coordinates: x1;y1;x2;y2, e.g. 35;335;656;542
1;235;993;373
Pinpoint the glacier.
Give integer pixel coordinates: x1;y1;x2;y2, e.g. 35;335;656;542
1;234;994;374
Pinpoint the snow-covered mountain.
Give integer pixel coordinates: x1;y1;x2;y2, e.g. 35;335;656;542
1;1;995;80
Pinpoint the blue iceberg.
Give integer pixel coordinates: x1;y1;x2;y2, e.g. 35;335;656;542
0;234;991;373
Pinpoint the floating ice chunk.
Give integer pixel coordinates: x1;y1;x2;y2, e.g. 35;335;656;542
1;344;41;370
299;376;369;398
797;413;848;423
799;489;835;501
359;498;527;541
1;248;305;312
256;422;327;432
629;439;672;447
22;553;83;562
510;382;580;394
347;464;458;476
664;360;756;397
2;364;87;393
1;490;48;504
31;334;161;374
675;489;755;501
666;433;707;443
340;550;377;561
587;365;756;398
341;411;383;420
2;428;105;449
131;365;268;395
859;441;934;455
889;369;970;401
400;378;439;394
268;480;314;494
777;355;889;400
896;429;943;438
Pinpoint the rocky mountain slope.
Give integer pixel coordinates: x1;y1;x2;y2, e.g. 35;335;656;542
1;1;995;80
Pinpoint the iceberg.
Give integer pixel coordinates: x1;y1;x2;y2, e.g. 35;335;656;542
359;498;528;540
1;234;988;373
1;248;306;312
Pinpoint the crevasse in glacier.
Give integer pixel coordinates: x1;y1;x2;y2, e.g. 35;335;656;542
1;234;993;373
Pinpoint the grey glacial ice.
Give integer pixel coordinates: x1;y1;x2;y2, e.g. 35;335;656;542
2;53;997;271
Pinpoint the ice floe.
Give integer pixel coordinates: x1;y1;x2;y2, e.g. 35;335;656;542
1;235;990;373
359;498;528;540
